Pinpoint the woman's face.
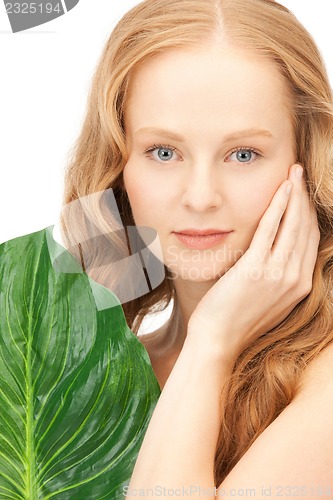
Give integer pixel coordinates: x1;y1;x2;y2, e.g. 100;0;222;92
122;45;296;282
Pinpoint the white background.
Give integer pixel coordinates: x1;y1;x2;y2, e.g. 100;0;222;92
0;1;332;331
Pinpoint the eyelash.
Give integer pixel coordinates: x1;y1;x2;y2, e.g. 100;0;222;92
144;144;178;162
144;143;263;164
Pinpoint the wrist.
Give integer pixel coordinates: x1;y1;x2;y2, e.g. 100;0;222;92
184;327;237;371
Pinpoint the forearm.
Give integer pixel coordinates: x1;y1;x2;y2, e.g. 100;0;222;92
126;334;234;497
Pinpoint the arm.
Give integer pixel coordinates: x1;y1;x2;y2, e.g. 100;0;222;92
125;334;234;497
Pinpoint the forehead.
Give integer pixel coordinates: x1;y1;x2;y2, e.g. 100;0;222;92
124;45;292;136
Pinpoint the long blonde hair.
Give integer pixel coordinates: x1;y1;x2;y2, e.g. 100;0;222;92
60;0;333;486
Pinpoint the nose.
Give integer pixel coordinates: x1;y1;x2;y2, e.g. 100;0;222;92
181;165;222;212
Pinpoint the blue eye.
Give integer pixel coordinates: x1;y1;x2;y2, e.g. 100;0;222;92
144;144;179;163
144;144;262;165
228;148;261;164
157;147;174;161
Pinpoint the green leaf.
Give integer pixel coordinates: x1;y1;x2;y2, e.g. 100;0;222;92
0;226;161;499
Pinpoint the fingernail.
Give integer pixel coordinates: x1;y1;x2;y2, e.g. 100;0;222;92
296;166;303;179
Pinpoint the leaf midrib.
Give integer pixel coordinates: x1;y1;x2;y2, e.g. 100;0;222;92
25;242;44;499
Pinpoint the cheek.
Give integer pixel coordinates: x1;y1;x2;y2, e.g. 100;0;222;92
123;163;150;221
123;162;172;226
233;173;285;235
123;162;170;263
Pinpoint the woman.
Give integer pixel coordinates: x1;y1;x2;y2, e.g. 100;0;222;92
58;0;333;493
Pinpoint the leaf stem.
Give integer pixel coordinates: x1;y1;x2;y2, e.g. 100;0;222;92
26;331;36;499
25;245;43;499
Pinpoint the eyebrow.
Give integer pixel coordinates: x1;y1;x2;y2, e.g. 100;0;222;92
135;127;274;142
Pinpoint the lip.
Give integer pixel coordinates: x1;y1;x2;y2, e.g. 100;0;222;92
173;230;232;250
175;229;232;236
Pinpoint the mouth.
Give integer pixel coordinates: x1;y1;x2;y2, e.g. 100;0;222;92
173;230;232;250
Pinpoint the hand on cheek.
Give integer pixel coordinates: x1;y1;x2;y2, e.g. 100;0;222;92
187;164;321;362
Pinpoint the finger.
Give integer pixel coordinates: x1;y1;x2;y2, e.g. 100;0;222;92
248;179;294;259
286;201;321;299
304;202;321;273
271;165;305;259
284;175;313;269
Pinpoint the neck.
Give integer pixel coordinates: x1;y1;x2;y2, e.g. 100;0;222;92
165;276;219;351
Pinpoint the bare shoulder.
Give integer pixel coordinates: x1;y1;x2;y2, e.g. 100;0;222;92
137;325;165;355
217;341;333;493
294;340;333;401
